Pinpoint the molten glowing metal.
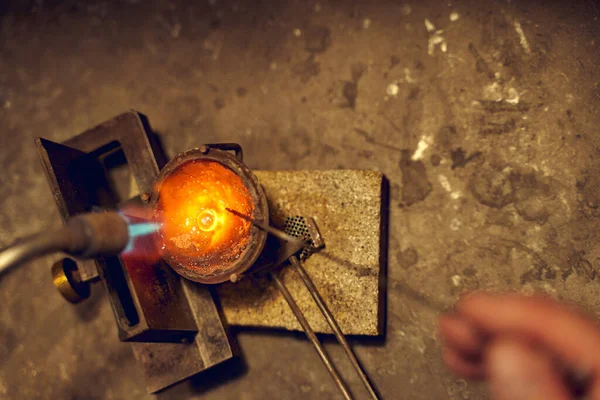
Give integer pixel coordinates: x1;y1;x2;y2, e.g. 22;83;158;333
197;209;217;232
154;159;254;275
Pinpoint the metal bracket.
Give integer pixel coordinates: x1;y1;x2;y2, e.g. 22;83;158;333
202;143;244;161
36;111;234;392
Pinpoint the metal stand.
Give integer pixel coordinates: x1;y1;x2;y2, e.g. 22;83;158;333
234;212;380;400
36;111;233;393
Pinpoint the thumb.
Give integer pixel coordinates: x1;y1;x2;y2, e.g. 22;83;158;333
485;337;571;400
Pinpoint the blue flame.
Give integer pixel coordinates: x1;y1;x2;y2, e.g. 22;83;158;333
123;222;160;253
129;222;160;238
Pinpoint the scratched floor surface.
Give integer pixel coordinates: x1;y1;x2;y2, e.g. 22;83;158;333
1;0;599;399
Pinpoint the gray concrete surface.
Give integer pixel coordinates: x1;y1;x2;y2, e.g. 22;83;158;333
1;0;600;399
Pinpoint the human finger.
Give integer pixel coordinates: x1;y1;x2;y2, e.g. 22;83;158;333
485;336;572;400
442;347;485;379
457;293;600;378
439;313;486;355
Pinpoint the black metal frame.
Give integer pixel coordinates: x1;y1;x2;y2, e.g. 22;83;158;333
36;111;233;392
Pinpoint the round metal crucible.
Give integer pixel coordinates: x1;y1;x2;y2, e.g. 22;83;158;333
150;146;268;284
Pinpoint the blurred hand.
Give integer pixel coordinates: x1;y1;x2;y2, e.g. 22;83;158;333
439;293;600;400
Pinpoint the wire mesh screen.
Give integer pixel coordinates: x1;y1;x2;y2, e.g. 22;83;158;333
283;216;313;260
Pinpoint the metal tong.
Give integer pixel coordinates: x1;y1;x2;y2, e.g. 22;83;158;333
227;209;379;400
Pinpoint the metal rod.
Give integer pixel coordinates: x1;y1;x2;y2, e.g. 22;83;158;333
226;208;300;243
232;210;375;398
290;256;380;400
270;271;353;400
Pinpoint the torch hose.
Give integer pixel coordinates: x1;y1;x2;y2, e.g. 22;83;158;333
0;212;130;277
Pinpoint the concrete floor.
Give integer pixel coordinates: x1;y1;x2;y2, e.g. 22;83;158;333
1;0;600;398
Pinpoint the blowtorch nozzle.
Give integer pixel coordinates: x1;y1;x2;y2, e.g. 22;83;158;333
0;211;131;277
66;212;131;257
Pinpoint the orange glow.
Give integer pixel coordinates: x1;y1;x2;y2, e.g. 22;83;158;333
154;159;254;274
197;209;218;232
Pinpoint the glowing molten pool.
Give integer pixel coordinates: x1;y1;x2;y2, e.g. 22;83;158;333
154;159;254;275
